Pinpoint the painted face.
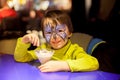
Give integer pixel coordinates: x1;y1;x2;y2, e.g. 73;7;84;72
44;24;70;49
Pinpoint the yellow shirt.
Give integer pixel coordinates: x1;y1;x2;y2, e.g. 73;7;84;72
14;38;99;72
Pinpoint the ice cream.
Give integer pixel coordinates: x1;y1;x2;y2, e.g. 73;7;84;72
35;49;54;64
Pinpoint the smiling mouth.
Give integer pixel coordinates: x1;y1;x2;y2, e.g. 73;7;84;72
52;40;61;44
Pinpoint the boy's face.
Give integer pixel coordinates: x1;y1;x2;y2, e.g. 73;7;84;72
43;19;71;49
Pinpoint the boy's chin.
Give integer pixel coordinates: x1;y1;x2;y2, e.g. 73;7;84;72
52;45;63;49
51;43;67;50
50;40;68;49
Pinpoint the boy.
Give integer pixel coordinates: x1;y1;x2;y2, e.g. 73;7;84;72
14;10;99;72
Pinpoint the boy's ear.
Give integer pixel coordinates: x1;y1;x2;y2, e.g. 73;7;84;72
68;33;72;38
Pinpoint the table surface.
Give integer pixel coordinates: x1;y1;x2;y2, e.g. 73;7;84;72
0;54;120;80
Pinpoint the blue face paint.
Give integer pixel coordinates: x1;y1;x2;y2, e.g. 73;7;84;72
56;24;66;40
44;24;67;43
44;24;52;42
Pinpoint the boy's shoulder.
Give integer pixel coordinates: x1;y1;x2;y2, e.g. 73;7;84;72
70;42;84;50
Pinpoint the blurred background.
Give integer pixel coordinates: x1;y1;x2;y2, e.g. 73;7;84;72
0;0;119;47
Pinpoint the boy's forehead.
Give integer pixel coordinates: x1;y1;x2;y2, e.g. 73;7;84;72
43;18;60;26
44;18;53;24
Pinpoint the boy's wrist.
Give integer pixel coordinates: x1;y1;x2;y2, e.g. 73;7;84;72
61;61;70;71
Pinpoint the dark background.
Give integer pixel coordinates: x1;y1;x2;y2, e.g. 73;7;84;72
70;0;120;48
70;0;120;73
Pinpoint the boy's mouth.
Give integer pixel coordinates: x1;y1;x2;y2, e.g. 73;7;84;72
51;38;63;44
52;40;61;44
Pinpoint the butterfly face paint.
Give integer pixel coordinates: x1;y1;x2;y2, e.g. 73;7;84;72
44;24;67;43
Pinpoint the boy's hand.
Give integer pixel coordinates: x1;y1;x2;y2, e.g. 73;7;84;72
22;33;40;46
38;60;70;72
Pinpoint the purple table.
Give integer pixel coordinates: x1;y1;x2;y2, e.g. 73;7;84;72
0;54;120;80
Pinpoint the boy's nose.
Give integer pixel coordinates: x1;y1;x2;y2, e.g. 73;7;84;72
53;33;57;40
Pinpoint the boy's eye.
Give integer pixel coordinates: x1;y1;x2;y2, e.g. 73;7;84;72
46;31;52;34
58;29;64;32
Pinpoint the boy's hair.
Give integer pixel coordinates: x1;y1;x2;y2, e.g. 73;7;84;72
41;10;73;33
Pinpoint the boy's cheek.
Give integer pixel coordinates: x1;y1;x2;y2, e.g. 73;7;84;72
45;34;51;43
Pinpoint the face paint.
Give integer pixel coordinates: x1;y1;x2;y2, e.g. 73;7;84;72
56;24;66;40
44;24;52;43
44;24;67;43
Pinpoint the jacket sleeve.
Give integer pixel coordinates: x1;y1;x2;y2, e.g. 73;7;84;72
14;38;38;62
66;44;99;72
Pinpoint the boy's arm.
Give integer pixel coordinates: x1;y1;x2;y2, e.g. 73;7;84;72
14;38;37;62
66;45;99;72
